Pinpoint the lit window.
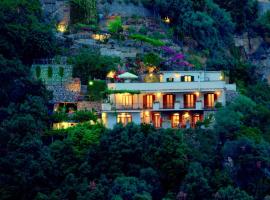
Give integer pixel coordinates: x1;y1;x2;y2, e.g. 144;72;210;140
122;95;132;108
142;111;151;124
172;113;180;128
153;113;161;128
166;77;174;82
163;94;174;108
184;94;196;108
144;95;154;108
182;75;194;82
117;113;132;126
204;93;216;108
193;114;201;126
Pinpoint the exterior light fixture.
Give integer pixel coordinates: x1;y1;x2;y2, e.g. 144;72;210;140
174;73;180;78
164;17;170;23
57;23;67;33
219;75;223;80
89;81;94;86
195;91;200;97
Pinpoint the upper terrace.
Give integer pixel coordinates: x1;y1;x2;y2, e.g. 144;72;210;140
106;70;236;92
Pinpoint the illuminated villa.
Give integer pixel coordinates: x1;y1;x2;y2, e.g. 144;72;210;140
101;70;236;129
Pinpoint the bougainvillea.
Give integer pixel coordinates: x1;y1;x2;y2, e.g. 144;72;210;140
161;46;194;68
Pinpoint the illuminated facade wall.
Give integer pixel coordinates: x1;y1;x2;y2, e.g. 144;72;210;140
102;71;236;129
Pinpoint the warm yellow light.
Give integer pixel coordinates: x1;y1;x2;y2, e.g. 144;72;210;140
173;113;179;116
148;66;156;73
145;111;150;116
107;71;116;78
219;75;223;80
215;91;221;96
174;73;180;78
160;74;163;82
156;92;161;97
92;33;110;42
57;23;67;33
195;91;200;97
164;16;170;23
183;112;190;118
149;73;153;77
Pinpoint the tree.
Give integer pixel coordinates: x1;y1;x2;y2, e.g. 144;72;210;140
216;186;254;200
59;67;64;86
214;0;258;32
72;49;120;84
180;162;212;200
70;0;97;25
108;176;153;200
0;0;56;64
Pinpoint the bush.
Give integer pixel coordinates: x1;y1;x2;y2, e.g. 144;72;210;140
35;66;41;78
51;112;68;123
130;34;165;46
87;80;107;101
47;66;53;78
143;52;163;66
108;16;123;36
71;110;98;123
72;50;120;84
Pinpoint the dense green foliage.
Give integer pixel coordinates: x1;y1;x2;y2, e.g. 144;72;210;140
107;16;123;37
0;0;56;64
72;49;120;84
87;80;107;101
70;0;97;25
256;10;270;38
130;34;165;46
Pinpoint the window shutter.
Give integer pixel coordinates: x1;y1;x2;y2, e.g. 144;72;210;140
163;95;167;108
214;93;218;101
184;94;187;107
152;94;156;102
181;76;184;82
204;94;208;107
191;76;194;82
143;95;147;108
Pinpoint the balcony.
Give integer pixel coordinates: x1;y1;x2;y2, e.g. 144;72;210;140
101;101;205;111
102;103;142;111
108;81;236;92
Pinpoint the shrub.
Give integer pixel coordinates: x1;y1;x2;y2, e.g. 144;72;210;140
35;66;41;78
47;66;53;78
88;80;107;101
143;52;163;66
71;110;98;123
108;16;123;36
51;112;68;123
130;34;165;46
139;26;148;34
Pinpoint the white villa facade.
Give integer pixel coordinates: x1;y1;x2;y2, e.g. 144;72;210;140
101;71;236;129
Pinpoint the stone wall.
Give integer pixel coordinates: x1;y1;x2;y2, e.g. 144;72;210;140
40;0;70;24
31;64;73;85
65;78;81;92
77;101;102;112
98;2;152;17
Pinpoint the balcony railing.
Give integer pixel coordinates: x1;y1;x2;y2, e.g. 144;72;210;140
102;101;205;111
